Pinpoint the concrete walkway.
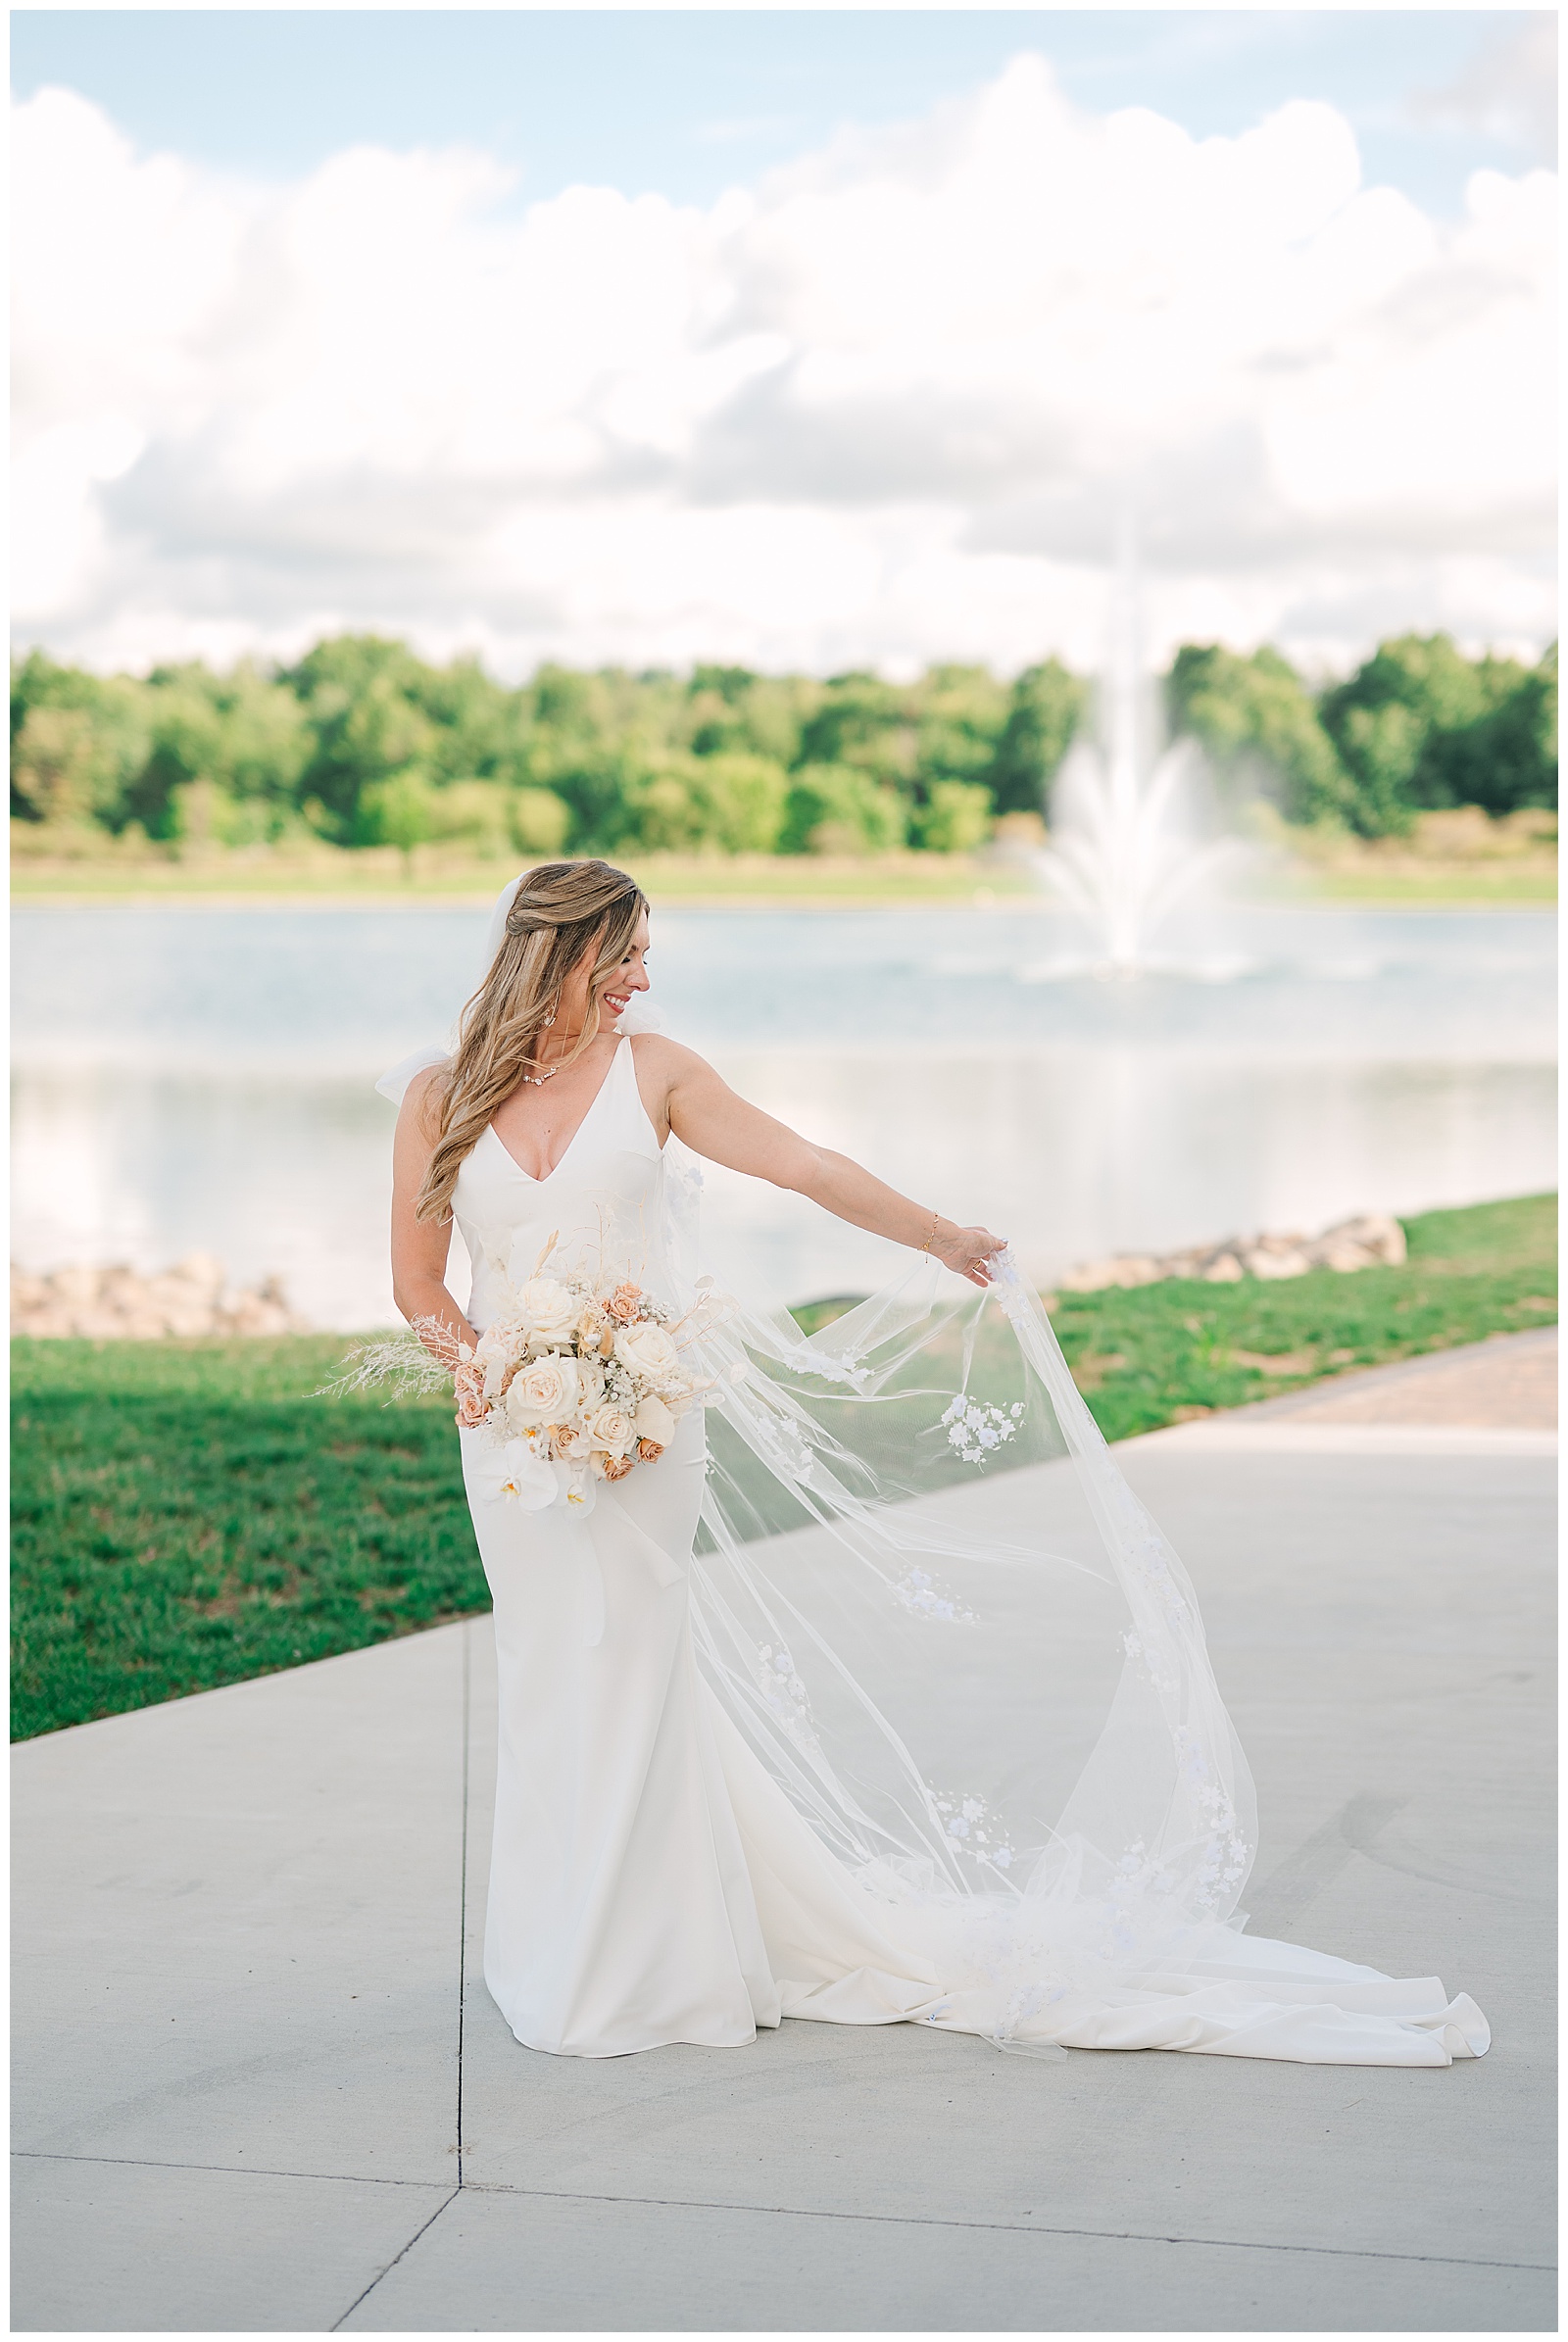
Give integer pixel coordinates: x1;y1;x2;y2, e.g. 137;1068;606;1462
12;1336;1557;2332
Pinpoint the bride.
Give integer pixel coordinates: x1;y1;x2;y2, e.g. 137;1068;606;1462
385;857;1489;2069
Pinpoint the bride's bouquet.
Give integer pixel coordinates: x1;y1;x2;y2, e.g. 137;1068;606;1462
454;1272;710;1513
337;1264;726;1516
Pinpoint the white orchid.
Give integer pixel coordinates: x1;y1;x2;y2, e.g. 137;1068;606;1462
471;1435;557;1512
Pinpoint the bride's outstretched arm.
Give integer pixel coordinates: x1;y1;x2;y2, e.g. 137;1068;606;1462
651;1039;1005;1289
390;1068;481;1359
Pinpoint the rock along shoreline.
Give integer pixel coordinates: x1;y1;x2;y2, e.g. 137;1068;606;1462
11;1253;310;1341
11;1212;1408;1341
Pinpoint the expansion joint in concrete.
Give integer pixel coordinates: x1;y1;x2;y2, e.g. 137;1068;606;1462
329;2184;464;2331
10;2149;450;2191
457;1623;471;2189
457;2180;1557;2275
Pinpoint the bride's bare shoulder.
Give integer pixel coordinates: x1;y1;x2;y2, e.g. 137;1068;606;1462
398;1060;449;1140
627;1032;712;1079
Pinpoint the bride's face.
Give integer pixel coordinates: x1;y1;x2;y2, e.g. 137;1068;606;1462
566;910;651;1029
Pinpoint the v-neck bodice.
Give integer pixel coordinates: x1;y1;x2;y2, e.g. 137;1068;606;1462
453;1039;668;1330
486;1042;630;1187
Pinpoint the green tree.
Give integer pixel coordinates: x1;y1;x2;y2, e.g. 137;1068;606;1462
536;743;635;853
118;659;316;843
619;751;790;854
281;636;441;842
779;763;907;854
1319;633;1556;834
799;674;915;788
1422;644;1556;815
690;753;789;852
423;780;513;858
11;706;104;827
714;673;821;769
912;665;1009;817
987;659;1087;815
1167;644;1356;828
356;767;437;872
11;652;153;830
402;656;530;787
509;788;572;858
912;778;994;854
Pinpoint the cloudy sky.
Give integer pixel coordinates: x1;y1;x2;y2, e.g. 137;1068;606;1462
11;9;1557;681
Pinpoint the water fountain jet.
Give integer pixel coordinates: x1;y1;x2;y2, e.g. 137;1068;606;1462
1037;522;1246;977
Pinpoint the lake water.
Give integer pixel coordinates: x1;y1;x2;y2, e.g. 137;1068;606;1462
11;901;1556;1325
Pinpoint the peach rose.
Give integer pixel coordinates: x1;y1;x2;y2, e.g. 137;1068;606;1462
604;1282;644;1325
592;1450;636;1482
455;1364;488;1431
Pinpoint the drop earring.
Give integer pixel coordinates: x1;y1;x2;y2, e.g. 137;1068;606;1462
520;997;562;1086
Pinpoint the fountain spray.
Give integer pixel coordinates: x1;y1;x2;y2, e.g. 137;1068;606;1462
1037;508;1240;975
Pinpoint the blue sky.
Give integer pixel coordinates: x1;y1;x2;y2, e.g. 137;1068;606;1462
11;10;1555;217
11;11;1556;676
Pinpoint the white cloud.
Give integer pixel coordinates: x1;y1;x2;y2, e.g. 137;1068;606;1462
1412;16;1558;165
10;58;1557;678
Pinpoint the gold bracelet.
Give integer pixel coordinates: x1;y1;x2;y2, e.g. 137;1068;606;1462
920;1209;942;1253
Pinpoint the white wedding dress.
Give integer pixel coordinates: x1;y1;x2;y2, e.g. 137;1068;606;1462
439;1031;1490;2070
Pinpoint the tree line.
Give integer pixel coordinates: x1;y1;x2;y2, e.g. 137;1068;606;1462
10;630;1556;858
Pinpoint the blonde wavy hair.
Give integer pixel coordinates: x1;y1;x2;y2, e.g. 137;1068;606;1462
416;859;649;1224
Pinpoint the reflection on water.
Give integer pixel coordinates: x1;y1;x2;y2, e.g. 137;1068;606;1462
11;903;1556;1325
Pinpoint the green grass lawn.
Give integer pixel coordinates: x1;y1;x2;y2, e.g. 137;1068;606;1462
11;1194;1554;1740
11;1340;475;1743
1042;1192;1556;1443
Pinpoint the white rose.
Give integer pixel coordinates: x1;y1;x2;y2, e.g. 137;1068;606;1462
518;1279;578;1345
633;1393;675;1447
613;1320;680;1385
505;1351;584;1431
585;1402;637;1457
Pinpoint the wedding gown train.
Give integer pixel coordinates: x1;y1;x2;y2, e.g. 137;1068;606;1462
437;1034;1489;2070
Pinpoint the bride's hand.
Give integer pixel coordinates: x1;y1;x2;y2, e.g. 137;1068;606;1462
929;1221;1007;1288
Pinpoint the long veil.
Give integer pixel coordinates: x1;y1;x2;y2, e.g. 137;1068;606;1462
662;1147;1258;2052
378;878;1489;2067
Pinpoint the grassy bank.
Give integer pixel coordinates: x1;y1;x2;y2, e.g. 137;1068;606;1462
10;843;1037;907
1041;1192;1556;1443
1269;861;1556;904
11;1194;1554;1739
10;835;1555;909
